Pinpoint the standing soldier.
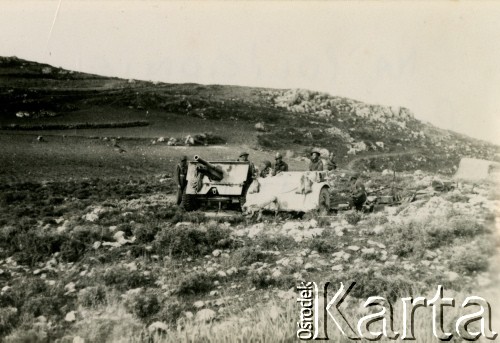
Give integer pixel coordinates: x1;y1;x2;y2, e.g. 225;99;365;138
175;155;188;205
349;173;367;211
309;149;324;171
273;152;288;175
238;151;256;192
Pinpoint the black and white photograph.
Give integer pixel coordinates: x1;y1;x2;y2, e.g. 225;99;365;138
0;1;499;342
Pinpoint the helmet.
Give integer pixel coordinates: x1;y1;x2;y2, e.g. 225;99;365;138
239;151;249;157
275;152;282;160
311;149;321;156
263;160;272;168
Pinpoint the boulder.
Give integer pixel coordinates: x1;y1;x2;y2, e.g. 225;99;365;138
65;311;76;322
254;122;266;132
185;135;195;146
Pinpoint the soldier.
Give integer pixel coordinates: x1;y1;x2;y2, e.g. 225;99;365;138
238;151;256;191
309;149;324;171
175;155;188;205
325;152;337;171
273;152;288;175
349;173;367;211
259;160;273;178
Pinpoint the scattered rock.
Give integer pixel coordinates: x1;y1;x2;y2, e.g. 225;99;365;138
64;282;76;294
148;321;169;334
216;271;227;278
361;248;375;255
304;262;315;271
65;311;77;322
193;300;205;309
254;122;266;132
125;262;138;271
308;219;318;228
212;249;222;257
195;309;216;323
444;271;459;282
271;268;282;278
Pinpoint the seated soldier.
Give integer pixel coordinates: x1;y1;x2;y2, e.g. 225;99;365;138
273;152;289;175
349;173;367;211
259;160;273;178
326;152;337;171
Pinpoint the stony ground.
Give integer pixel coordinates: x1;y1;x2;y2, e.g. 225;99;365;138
0;169;498;342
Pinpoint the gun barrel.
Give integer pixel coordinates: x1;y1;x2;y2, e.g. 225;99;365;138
193;155;224;181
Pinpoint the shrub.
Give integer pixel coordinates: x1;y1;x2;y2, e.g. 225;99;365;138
78;285;108;308
133;225;157;244
153;300;186;325
449;216;485;237
448;243;489;275
256;234;297;251
177;272;213;296
344;270;414;303
153;225;233;258
344;211;361;225
60;225;113;263
0;307;18;336
233;247;277;266
387;221;423;258
124;289;161;319
100;266;156;291
308;238;337;254
250;271;294;290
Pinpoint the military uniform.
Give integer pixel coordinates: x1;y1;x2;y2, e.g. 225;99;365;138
175;158;188;205
260;167;272;178
239;152;256;194
273;160;288;174
350;178;367;211
309;159;324;171
326;158;337;171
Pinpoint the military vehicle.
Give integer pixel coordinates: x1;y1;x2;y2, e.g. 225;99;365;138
181;155;251;211
181;156;331;213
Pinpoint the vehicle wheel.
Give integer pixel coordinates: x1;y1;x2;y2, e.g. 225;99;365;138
318;187;331;215
182;194;200;211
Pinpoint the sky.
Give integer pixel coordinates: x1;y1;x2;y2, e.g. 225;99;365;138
1;1;500;144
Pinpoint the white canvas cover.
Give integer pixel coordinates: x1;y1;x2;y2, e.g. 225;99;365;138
453;158;500;181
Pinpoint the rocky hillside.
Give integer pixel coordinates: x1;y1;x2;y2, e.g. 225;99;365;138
0;56;497;174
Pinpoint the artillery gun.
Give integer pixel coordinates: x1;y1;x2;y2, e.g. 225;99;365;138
182;155;331;213
181;155;251;211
